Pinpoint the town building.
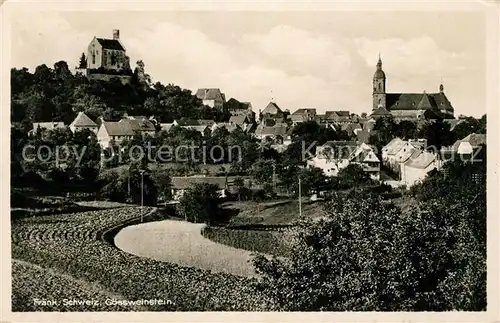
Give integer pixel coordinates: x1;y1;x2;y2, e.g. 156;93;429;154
69;111;98;134
401;150;443;187
290;108;317;125
382;138;427;176
224;98;254;119
120;117;156;137
308;141;380;179
371;56;454;120
96;121;135;148
324;111;353;124
259;102;284;121
30;122;65;136
195;88;226;110
171;176;233;200
254;124;291;144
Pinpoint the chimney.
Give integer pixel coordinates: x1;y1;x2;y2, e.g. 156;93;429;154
113;29;120;40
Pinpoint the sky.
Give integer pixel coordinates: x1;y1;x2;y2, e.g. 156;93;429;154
9;10;487;117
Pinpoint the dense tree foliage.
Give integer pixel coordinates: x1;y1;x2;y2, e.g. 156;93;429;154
178;183;222;225
254;160;486;311
11;61;222;129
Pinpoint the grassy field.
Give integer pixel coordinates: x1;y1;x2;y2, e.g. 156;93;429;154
222;199;326;226
11;206;275;311
202;226;293;257
202;200;324;256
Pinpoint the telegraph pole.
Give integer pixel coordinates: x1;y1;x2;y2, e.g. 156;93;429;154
298;177;302;217
272;162;276;193
140;170;145;223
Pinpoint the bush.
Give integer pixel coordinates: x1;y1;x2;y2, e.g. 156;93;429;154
253;186;486;311
178;183;221;225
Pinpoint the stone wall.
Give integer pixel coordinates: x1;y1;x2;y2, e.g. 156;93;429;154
87;73;132;85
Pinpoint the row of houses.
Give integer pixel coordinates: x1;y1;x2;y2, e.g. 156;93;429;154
382;133;486;187
31;112;259;149
307;141;381;180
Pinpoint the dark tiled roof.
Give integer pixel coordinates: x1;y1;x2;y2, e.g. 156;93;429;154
386;92;454;112
195;88;224;101
120;118;156;132
325;110;350;119
225;98;252;111
229;115;249;125
262;102;283;115
371;106;391;116
70;112;97;128
406;151;437;169
452;133;486;150
102;121;135;136
255;125;289;136
292;108;316;115
96;38;125;51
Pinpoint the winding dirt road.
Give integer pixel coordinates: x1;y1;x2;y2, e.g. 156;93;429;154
114;220;258;278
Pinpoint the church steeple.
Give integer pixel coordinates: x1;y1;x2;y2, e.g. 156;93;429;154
373;54;387;110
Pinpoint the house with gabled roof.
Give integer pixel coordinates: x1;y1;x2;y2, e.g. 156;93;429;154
224;98;254;118
308;141;379;179
291;108;316;124
228;115;251;127
69;111;98;133
195;88;226;110
450;133;486;161
324;110;352;124
119;118;156;136
254;124;291;144
97;121;135;148
401;150;442;187
260;102;284;121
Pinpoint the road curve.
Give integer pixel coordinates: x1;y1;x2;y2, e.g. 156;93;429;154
114;220;258;278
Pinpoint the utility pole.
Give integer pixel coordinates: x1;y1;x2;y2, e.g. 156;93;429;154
298;177;302;217
272;162;276;193
140;169;145;223
126;165;131;199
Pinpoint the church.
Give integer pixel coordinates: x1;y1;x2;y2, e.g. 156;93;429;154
371;56;455;120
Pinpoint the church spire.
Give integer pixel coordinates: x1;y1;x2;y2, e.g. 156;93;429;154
377;53;382;68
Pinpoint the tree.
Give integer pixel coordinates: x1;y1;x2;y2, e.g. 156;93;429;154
337;163;371;188
254;179;486;311
396;120;417;139
234;177;245;201
419;119;453;151
451;115;486;142
151;169;172;203
78;52;87;69
299;166;327;195
250;159;274;184
178;183;221;225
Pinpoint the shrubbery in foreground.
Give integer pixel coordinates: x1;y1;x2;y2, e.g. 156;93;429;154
254;163;486;311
